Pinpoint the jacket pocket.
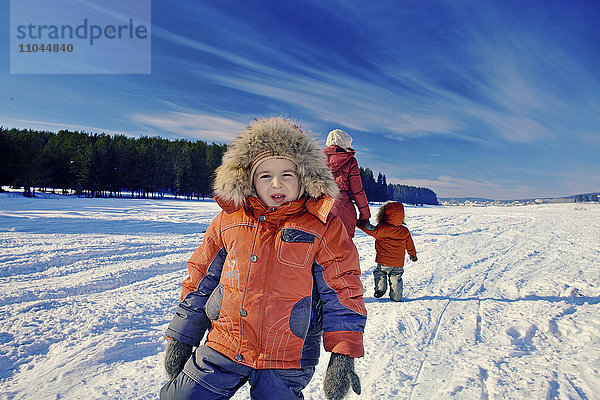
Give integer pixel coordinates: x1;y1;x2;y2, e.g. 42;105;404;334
205;283;223;321
277;228;315;268
289;296;311;339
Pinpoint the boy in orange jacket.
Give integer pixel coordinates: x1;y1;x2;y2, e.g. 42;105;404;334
357;201;417;301
161;117;366;400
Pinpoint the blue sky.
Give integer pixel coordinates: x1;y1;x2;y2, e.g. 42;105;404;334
2;0;599;199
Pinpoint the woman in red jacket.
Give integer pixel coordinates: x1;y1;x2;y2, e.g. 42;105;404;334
324;129;370;238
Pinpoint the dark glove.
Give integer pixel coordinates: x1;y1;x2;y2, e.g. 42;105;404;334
356;219;368;228
410;255;418;262
323;353;361;400
164;339;193;380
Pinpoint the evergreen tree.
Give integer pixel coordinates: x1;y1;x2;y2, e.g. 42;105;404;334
11;129;52;196
359;167;376;201
0;127;18;188
375;173;389;202
41;130;87;194
112;134;135;197
206;143;227;191
189;141;209;199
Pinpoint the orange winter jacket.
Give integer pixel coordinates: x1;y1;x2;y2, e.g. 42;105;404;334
359;202;416;268
165;195;367;369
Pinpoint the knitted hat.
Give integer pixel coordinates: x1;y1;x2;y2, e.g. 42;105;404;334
326;129;353;149
213;117;339;207
249;149;298;182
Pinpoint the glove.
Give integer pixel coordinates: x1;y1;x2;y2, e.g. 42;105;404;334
410;255;418;262
356;219;368;228
323;353;361;400
164;339;193;380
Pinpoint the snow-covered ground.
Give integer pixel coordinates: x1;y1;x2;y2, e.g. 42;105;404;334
1;193;599;400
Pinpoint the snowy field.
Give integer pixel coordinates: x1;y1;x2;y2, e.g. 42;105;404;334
1;193;599;400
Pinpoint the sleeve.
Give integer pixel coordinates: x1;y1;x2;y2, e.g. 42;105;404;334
313;216;367;358
405;229;417;257
347;158;371;220
357;221;380;238
165;213;227;346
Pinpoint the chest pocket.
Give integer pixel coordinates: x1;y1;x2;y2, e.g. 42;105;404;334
277;228;316;269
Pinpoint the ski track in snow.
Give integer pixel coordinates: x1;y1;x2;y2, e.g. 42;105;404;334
0;193;599;400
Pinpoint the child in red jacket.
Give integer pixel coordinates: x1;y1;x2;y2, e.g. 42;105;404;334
358;201;417;301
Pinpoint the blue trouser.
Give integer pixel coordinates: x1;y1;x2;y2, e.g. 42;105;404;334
373;264;404;301
160;345;316;400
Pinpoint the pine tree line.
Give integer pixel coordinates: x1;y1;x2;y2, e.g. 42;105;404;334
359;167;439;205
1;127;439;204
575;194;599;203
0;127;226;199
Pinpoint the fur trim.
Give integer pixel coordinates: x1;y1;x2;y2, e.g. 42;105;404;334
213;117;339;207
376;201;405;226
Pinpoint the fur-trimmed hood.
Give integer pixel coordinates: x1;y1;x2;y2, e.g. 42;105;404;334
376;201;405;226
213;117;339;207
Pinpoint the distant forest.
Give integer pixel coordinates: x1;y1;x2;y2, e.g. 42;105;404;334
359;168;439;205
0;127;438;205
0;127;226;199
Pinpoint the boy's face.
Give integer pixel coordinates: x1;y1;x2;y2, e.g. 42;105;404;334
253;158;300;207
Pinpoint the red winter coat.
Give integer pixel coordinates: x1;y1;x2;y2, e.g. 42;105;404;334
165;195;367;369
358;202;416;268
324;145;370;237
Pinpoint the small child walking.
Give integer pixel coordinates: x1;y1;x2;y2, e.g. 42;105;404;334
358;201;417;302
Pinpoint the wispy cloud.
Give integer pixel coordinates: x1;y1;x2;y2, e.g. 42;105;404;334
153;2;599;150
0;118;127;136
390;175;544;200
154;18;463;139
129;112;246;142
